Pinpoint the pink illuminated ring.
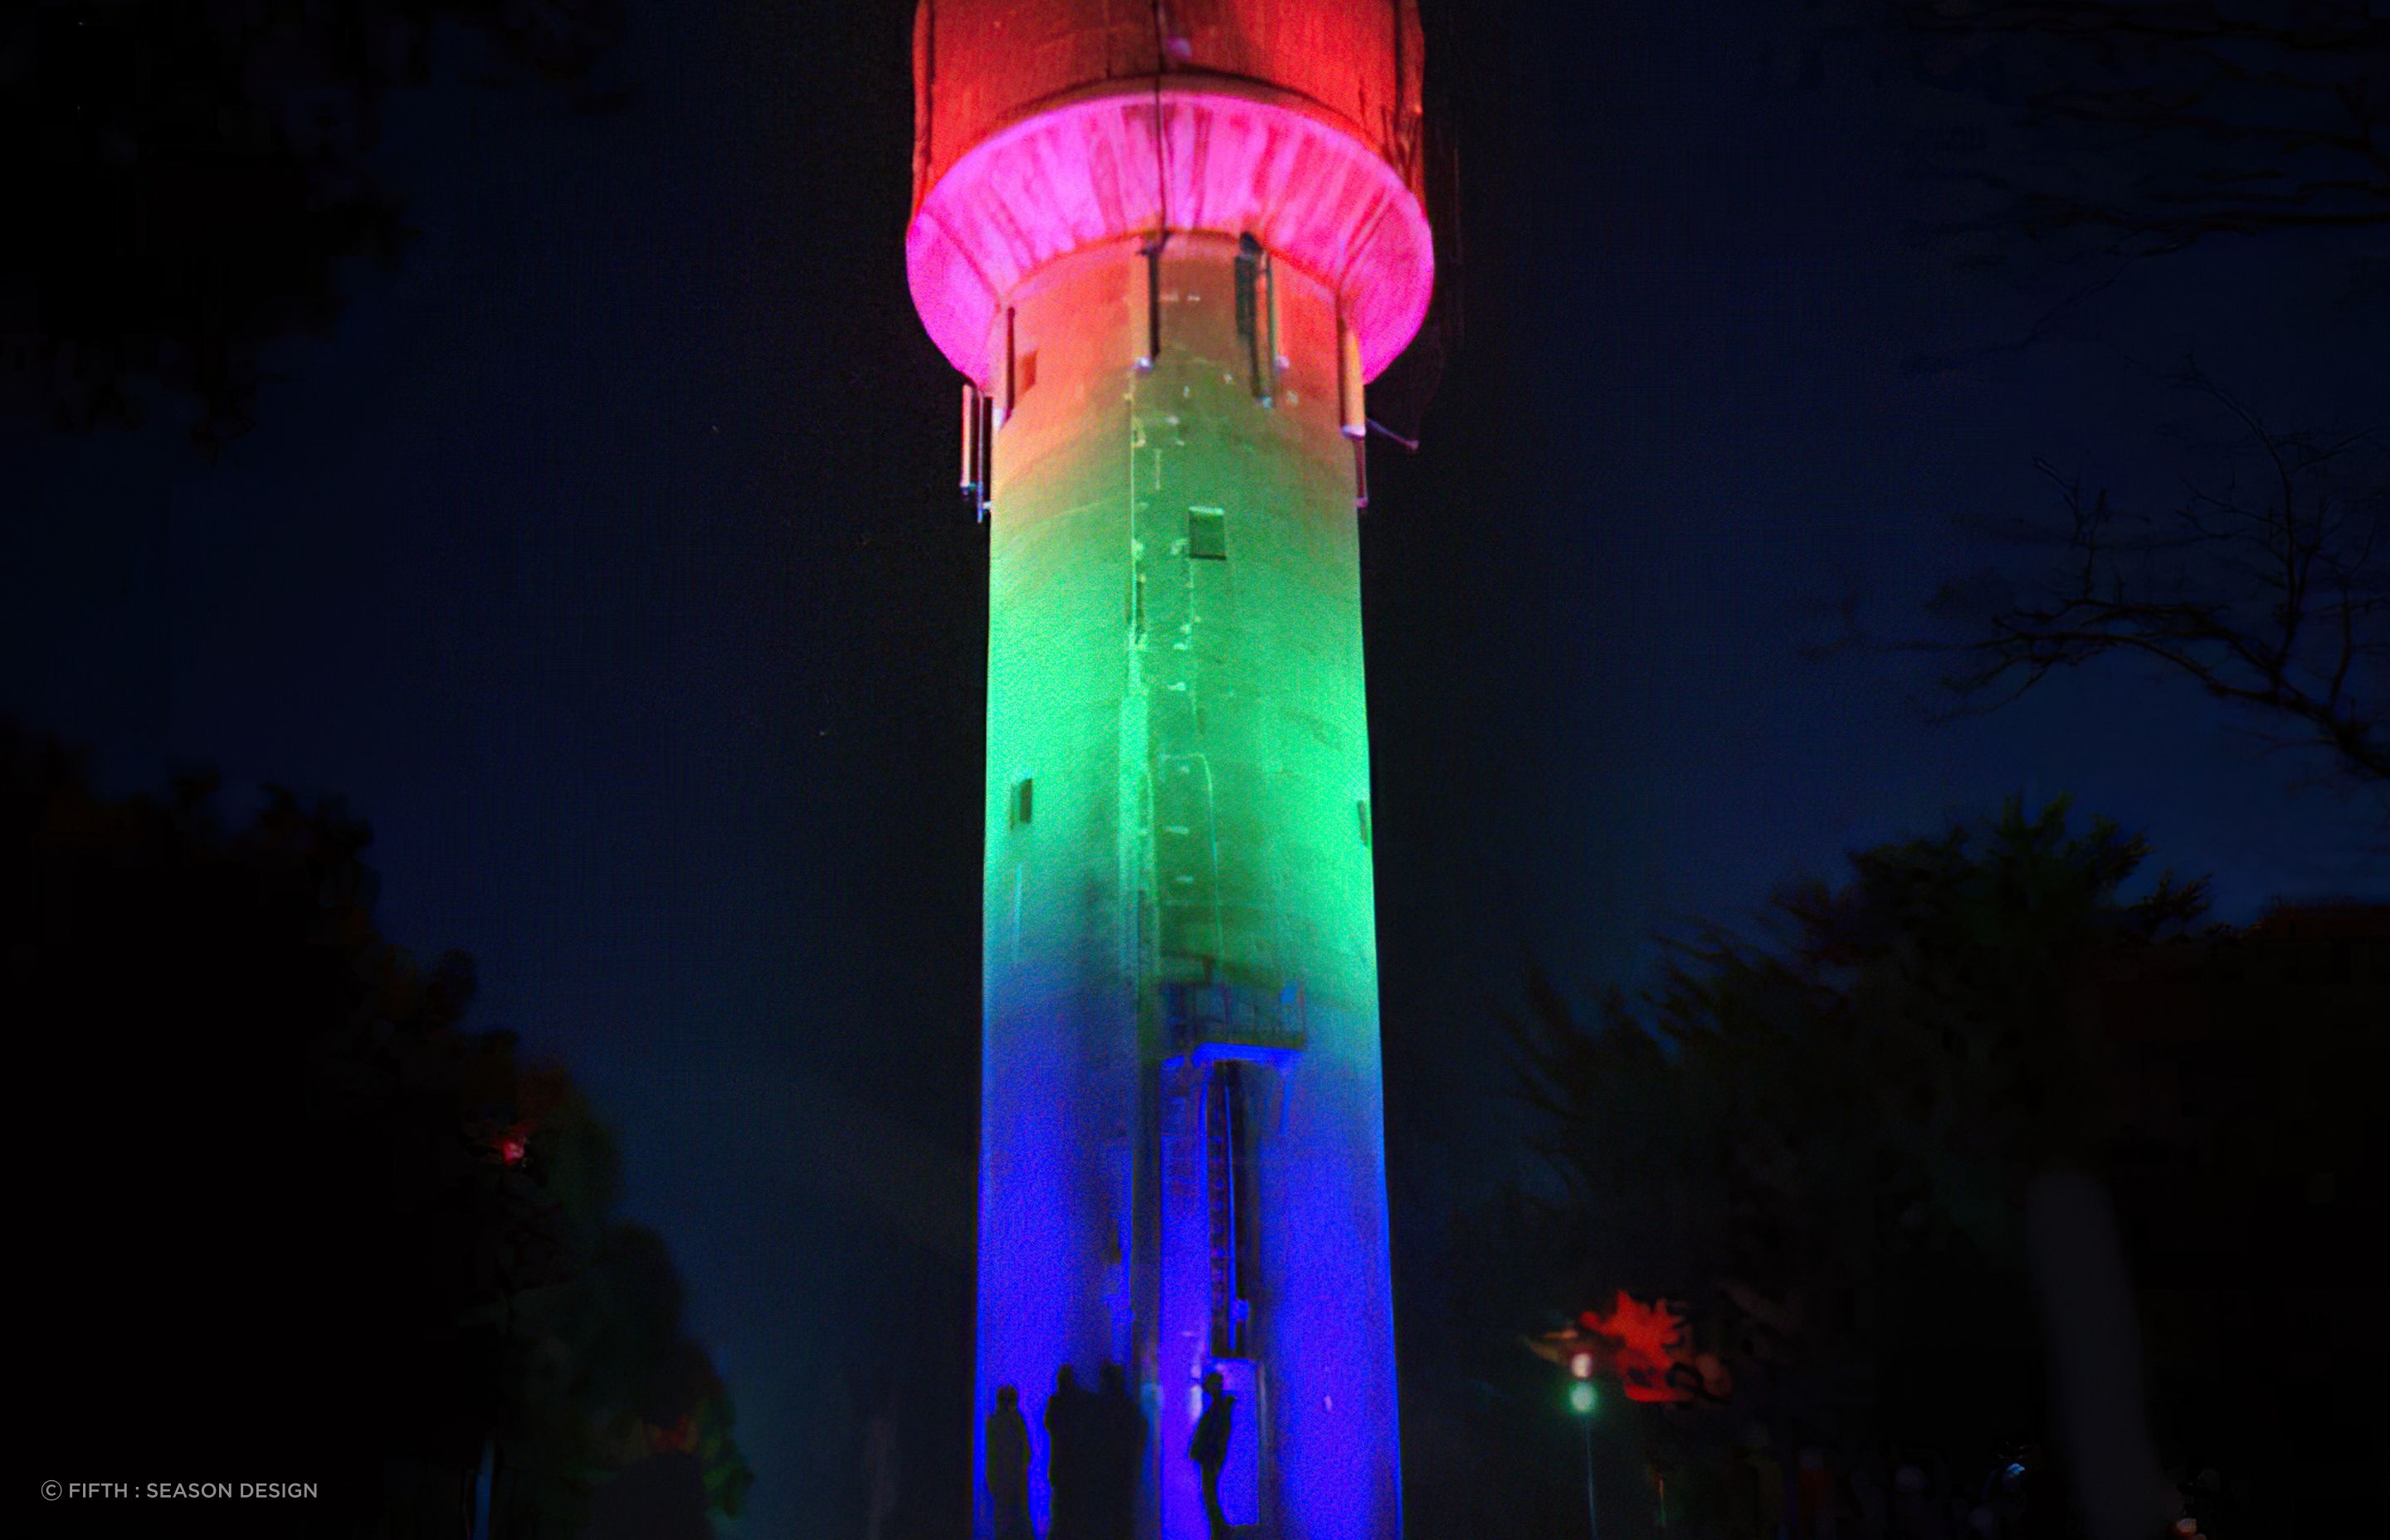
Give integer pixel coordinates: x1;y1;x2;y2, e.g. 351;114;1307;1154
906;76;1434;390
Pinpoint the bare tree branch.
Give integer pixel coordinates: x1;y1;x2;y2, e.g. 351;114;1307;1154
1861;1;2390;263
1918;368;2388;802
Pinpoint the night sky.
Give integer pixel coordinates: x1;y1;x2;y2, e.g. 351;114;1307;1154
7;2;2381;1536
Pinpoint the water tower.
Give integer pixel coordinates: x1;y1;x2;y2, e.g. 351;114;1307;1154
905;4;1433;1535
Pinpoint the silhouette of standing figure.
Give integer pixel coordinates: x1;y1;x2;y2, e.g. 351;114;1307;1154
864;1395;899;1540
1090;1362;1147;1540
987;1385;1032;1540
1046;1366;1088;1540
1188;1370;1235;1539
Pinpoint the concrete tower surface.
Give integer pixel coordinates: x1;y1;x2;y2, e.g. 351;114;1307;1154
905;6;1433;1538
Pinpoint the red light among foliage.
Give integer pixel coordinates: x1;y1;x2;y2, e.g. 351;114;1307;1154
1577;1292;1697;1404
1529;1291;1734;1404
490;1121;532;1167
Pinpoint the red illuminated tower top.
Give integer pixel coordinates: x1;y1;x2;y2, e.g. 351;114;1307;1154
906;0;1434;392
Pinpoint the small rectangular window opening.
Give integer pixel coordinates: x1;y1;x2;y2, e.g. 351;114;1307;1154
1188;507;1227;561
1012;777;1034;828
1357;800;1373;848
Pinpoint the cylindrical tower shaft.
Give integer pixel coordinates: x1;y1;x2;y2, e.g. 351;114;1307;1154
979;235;1397;1540
905;6;1432;1538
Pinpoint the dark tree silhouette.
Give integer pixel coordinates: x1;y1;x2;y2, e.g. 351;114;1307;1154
1797;0;2390;264
1917;1;2384;255
1926;368;2388;815
1508;802;2208;1532
1505;799;2384;1535
7;721;747;1537
7;0;624;452
1773;13;2389;774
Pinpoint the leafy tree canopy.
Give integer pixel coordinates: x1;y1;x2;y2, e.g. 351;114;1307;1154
7;720;747;1536
1509;799;2210;1451
7;0;625;451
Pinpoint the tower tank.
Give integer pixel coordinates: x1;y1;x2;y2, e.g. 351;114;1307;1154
906;6;1432;1538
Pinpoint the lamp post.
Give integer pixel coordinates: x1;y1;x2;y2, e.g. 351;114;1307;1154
1532;1294;1718;1540
1568;1353;1599;1540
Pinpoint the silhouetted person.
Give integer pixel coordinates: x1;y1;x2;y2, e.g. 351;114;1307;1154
1189;1370;1235;1539
1799;1447;1841;1540
1726;1421;1783;1540
1090;1362;1147;1540
1046;1366;1089;1540
987;1385;1032;1540
865;1390;900;1540
1891;1461;1940;1540
1851;1449;1890;1540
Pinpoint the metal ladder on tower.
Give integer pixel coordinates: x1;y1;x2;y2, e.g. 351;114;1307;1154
1203;1062;1242;1359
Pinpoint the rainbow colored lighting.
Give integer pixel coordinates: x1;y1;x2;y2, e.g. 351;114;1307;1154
905;5;1432;1538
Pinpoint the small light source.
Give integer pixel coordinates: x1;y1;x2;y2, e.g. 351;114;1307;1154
1568;1382;1598;1416
1568;1352;1596;1380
